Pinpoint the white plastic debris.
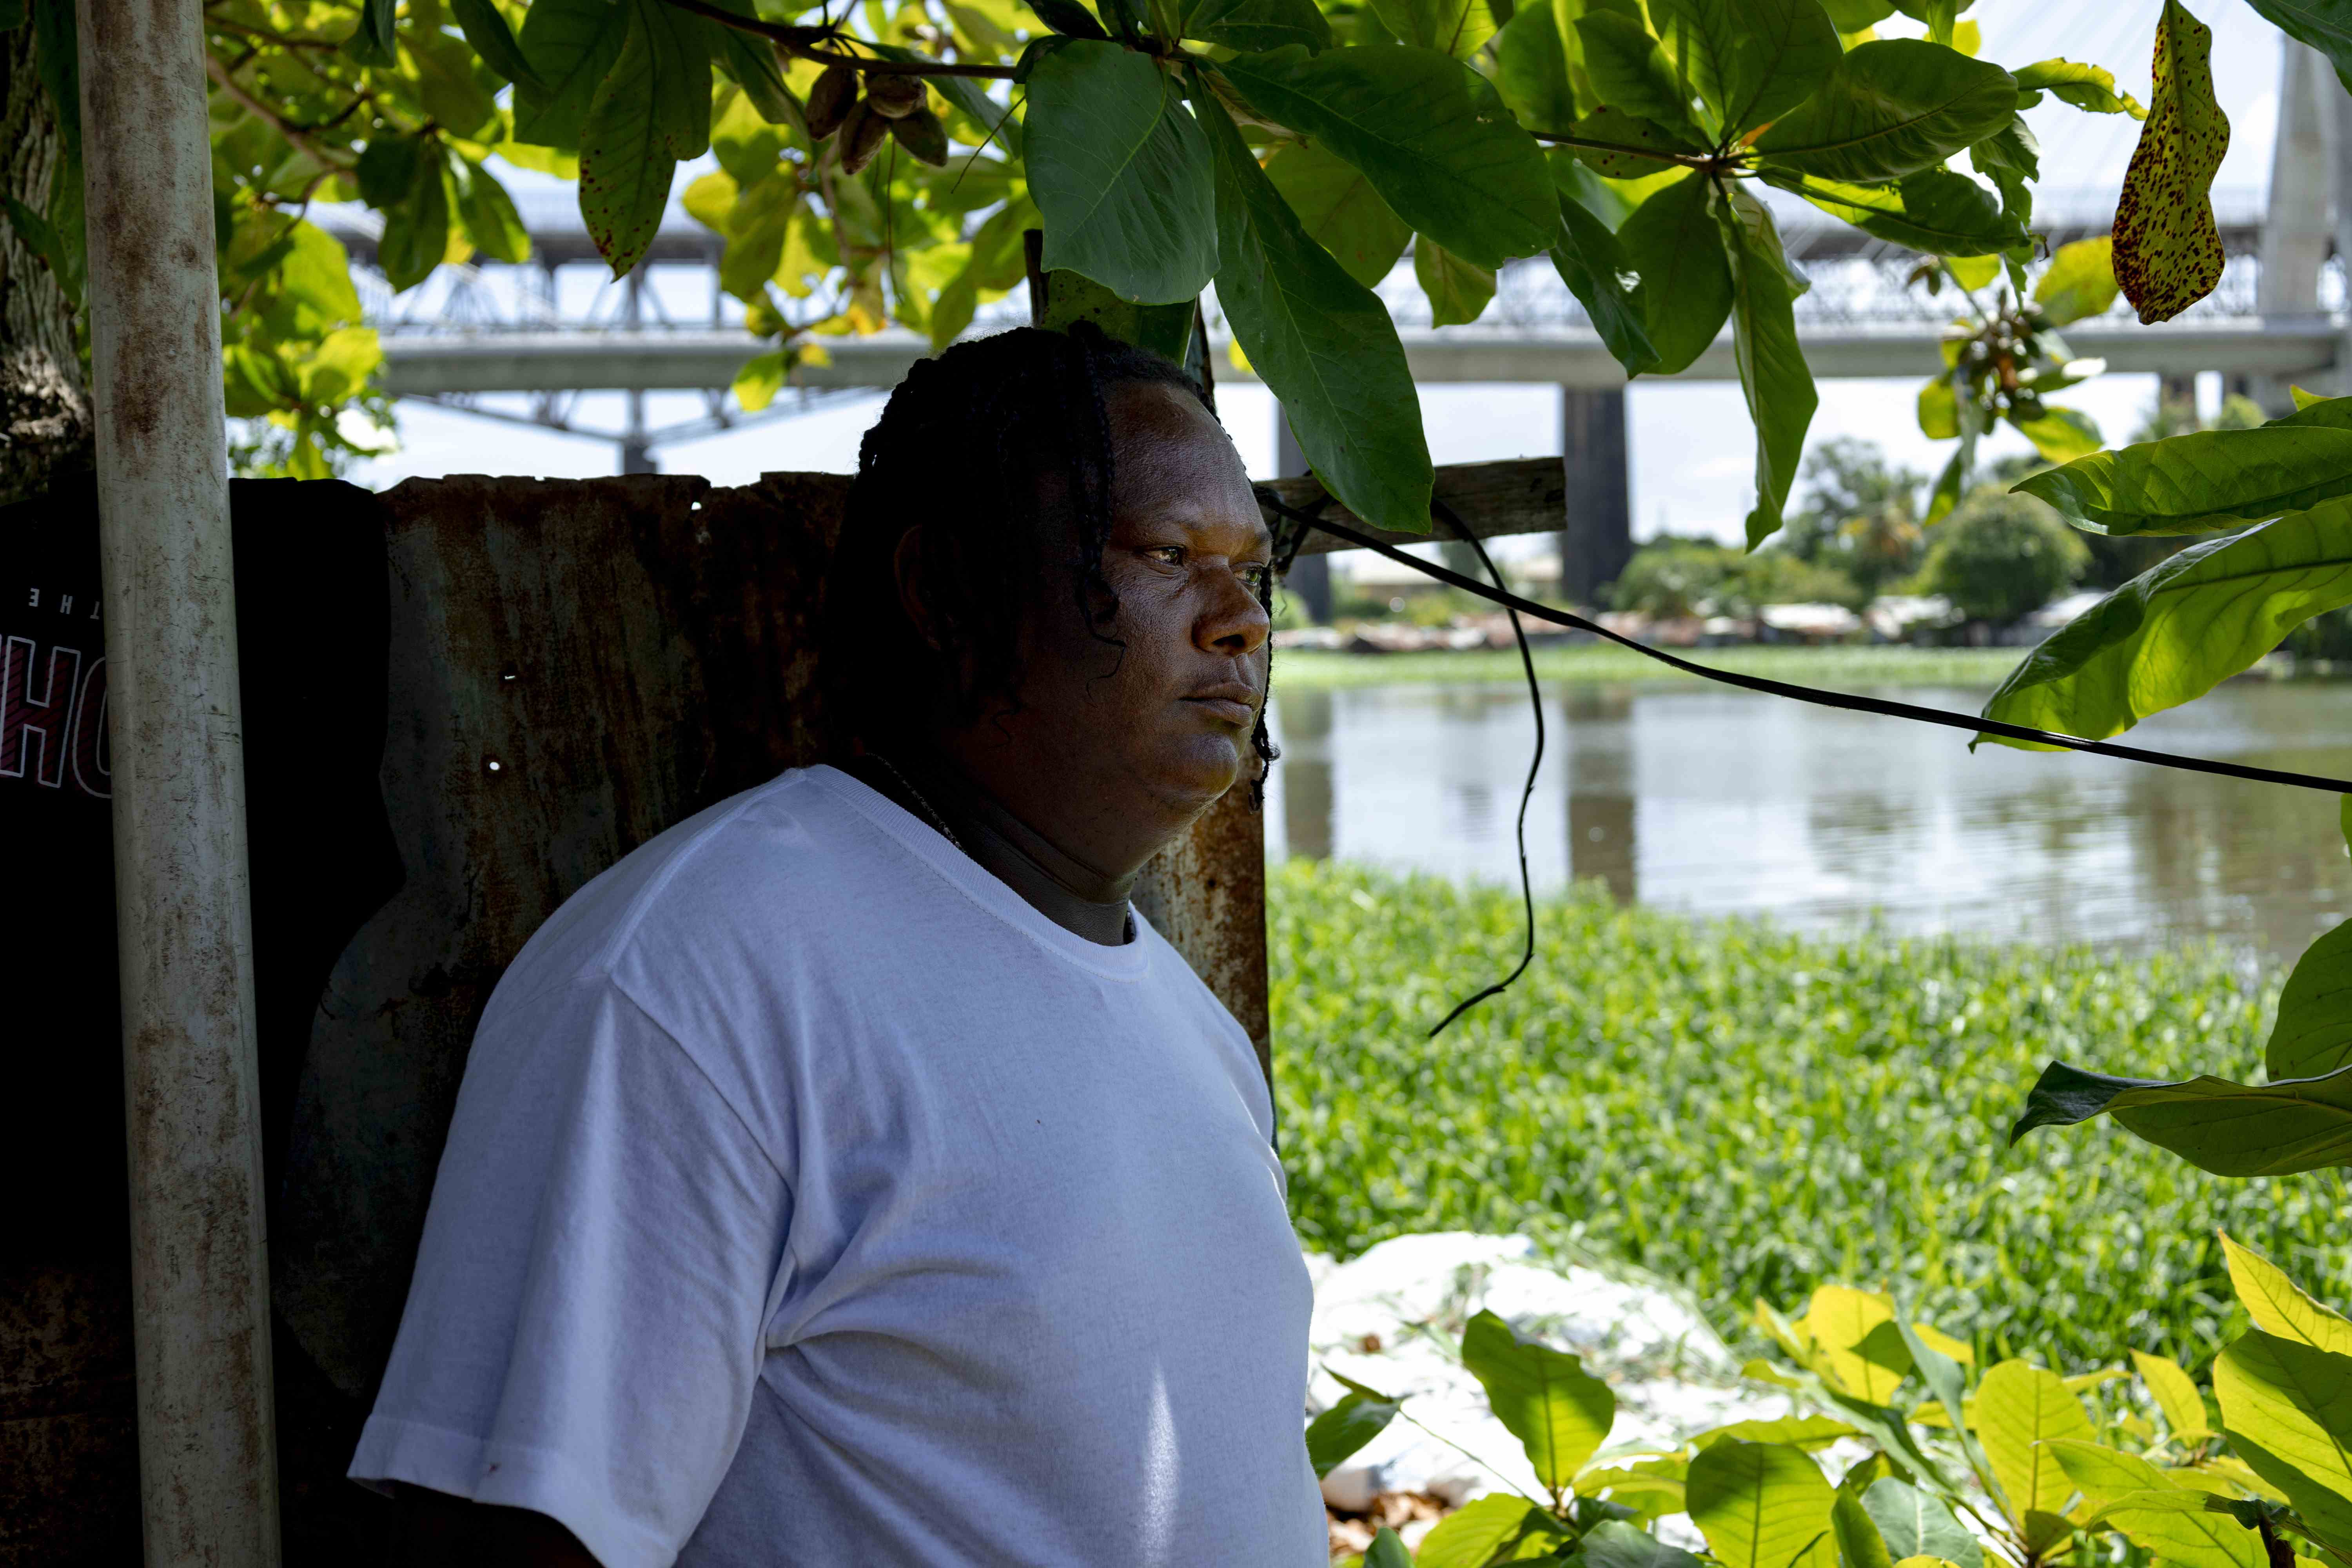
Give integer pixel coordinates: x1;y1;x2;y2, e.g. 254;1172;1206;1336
1307;1233;1791;1516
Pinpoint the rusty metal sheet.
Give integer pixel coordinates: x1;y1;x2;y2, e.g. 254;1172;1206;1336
277;471;851;1397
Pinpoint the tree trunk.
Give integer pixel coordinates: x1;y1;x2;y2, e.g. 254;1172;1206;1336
0;23;91;505
0;29;121;1568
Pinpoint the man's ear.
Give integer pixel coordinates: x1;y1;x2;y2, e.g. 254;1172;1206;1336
891;526;945;652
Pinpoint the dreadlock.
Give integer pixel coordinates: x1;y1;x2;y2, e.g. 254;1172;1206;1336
820;323;1279;803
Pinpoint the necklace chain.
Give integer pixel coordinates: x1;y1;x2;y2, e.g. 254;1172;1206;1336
871;754;964;854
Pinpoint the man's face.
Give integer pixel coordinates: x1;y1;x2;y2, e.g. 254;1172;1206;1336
994;379;1274;818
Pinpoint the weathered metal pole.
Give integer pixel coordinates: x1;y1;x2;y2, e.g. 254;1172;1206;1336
74;0;281;1555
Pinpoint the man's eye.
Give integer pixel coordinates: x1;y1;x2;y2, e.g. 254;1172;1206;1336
1145;545;1187;566
1238;564;1272;591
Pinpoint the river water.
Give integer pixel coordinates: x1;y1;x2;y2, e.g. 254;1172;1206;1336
1263;678;2352;958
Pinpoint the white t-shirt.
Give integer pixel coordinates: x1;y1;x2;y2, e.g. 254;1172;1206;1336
349;765;1325;1568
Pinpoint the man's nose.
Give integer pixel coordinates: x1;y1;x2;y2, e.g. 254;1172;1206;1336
1197;566;1271;657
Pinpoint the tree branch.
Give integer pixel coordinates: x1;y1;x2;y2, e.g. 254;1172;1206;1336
205;15;342;53
653;0;1020;78
205;53;357;170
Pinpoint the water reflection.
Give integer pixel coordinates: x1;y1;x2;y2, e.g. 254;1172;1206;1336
1564;686;1635;904
1262;678;2352;957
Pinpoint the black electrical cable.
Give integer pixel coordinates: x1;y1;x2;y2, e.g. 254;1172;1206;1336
1259;491;2352;798
1421;503;1544;1038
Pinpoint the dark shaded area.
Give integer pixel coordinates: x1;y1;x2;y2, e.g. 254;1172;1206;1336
5;471;849;1562
2;477;401;1565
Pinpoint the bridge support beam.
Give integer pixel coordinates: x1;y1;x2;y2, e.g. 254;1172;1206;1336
1559;387;1631;608
1274;409;1332;622
2260;41;2352;407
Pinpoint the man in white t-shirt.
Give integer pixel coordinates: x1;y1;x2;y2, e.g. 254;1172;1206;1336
350;325;1328;1566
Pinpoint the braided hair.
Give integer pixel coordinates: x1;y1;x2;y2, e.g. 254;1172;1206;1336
820;324;1278;802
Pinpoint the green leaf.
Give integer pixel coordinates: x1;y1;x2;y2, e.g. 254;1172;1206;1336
1416;237;1495;325
1493;0;1580;131
2034;236;2119;326
1265;139;1412;287
454;160;532;265
2013;57;2145;118
1566;107;1710;176
1460;1308;1617;1490
710;16;804;131
1191;73;1432;532
2007;1058;2352;1177
29;0;74;168
449;0;540;88
1039;265;1196;358
515;0;632;149
378;157;453;292
1026;0;1110;36
1717;186;1815;549
1821;0;1896;24
356;136;425;209
2214;1332;2352;1545
1687;1440;1837;1568
2051;1441;2265;1568
1027;42;1216;303
2049;1437;2180;1508
1979;499;2352;746
4;194;75;301
2012;407;2101;465
1975;1360;2096;1523
1366;0;1494;58
1833;1485;1896;1568
1577;10;1693;127
1307;1390;1403;1478
2131;1352;2216;1443
1417;1493;1551;1567
1698;1416;1862;1452
1859;1481;1978;1568
1620;171;1730;374
1367;1525;1416;1568
272;221;364;333
1771;169;2024;256
1972;114;2038;229
2112;0;2229;324
1917;376;1958;439
2246;1;2352;100
1551;183;1659;375
1651;0;1840;136
733;347;791;411
1583;1518;1709;1568
578;0;708;278
411;26;506;140
2015;426;2352;537
345;0;397;67
2269;922;2352;1083
1185;0;1333;52
2220;1235;2352;1358
1753;39;2017;182
1889;1302;2004;1507
1216;44;1555;269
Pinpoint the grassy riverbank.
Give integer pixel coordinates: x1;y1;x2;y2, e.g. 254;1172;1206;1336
1269;860;2347;1370
1270;644;2029;691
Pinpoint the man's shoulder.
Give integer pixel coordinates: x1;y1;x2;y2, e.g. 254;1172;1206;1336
493;765;903;1007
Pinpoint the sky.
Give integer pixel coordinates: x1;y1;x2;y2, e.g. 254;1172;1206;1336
341;0;2296;560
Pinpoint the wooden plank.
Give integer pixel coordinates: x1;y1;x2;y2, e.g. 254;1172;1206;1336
1263;456;1566;556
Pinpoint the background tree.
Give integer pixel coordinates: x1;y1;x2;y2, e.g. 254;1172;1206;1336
1916;485;2087;624
1779;437;1925;594
0;15;88;504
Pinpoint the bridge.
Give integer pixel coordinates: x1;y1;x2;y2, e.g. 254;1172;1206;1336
324;37;2352;601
